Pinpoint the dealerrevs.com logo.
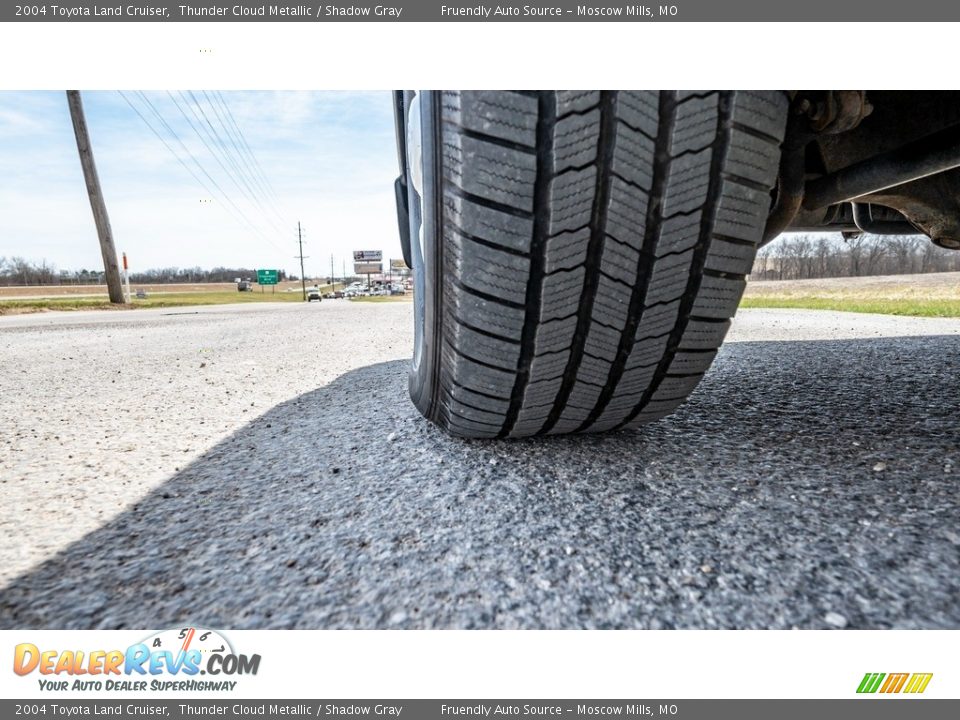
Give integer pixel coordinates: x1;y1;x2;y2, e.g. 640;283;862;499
13;627;260;692
857;673;933;694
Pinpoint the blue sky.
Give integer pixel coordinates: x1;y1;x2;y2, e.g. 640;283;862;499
0;91;401;278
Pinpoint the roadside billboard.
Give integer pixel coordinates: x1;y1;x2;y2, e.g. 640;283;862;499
353;250;382;262
354;262;383;275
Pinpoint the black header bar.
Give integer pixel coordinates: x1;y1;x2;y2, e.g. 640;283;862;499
3;1;958;22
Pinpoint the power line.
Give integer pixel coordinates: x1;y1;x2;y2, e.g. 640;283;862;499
182;90;283;232
118;91;284;257
170;91;286;234
136;91;282;251
204;90;286;224
167;92;259;211
213;91;288;213
183;90;269;209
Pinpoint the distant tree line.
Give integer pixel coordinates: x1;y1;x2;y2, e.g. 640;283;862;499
126;266;289;284
0;257;289;286
0;257;61;286
6;237;959;287
753;234;960;281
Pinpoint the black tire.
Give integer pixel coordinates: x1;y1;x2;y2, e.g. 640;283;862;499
408;90;787;439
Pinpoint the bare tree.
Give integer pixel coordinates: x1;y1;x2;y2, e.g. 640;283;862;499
814;236;832;278
753;244;772;279
863;238;888;275
887;236;921;275
751;233;957;280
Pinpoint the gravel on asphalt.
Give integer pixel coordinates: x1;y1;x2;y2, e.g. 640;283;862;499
1;303;958;629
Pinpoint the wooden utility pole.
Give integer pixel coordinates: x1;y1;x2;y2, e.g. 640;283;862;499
66;90;125;304
296;222;307;301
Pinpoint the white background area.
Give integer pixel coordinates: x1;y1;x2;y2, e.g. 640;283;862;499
1;629;956;699
1;19;957;701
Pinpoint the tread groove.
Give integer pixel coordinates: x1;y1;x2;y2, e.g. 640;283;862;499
452;278;527;310
443;338;519;375
547;222;591;239
539;90;618;435
616;117;656;142
449;221;531;258
579;91;677;431
553;161;601;178
731;120;782;146
703;268;747;282
440;386;502;417
446;376;511;402
687;315;730;324
712;232;757;248
442;120;538;153
451;313;523;345
616;91;736;429
500;91;555;437
447;184;535;220
610;170;651;194
723;171;771;194
556;103;603;122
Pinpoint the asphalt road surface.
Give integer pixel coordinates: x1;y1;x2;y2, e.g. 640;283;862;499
1;301;958;629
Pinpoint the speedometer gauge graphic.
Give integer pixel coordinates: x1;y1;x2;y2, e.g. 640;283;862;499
141;627;234;658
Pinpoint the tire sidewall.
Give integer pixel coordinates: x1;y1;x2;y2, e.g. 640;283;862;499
408;91;442;420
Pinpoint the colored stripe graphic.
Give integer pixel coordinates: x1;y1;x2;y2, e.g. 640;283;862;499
857;673;885;693
904;673;934;694
857;672;933;694
880;673;909;693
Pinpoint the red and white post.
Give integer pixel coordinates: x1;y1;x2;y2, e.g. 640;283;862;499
122;251;131;303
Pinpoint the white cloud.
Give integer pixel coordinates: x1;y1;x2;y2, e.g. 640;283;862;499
0;90;403;277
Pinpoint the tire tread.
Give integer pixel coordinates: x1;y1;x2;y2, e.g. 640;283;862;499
427;90;786;437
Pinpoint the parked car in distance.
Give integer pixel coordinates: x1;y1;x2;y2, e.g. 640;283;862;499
237;281;253;292
306;286;322;302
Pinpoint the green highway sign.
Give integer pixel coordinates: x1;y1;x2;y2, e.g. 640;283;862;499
256;269;278;285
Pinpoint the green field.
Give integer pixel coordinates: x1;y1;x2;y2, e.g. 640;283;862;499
0;290;312;314
0;286;414;314
5;274;957;318
740;272;960;318
739;296;960;318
